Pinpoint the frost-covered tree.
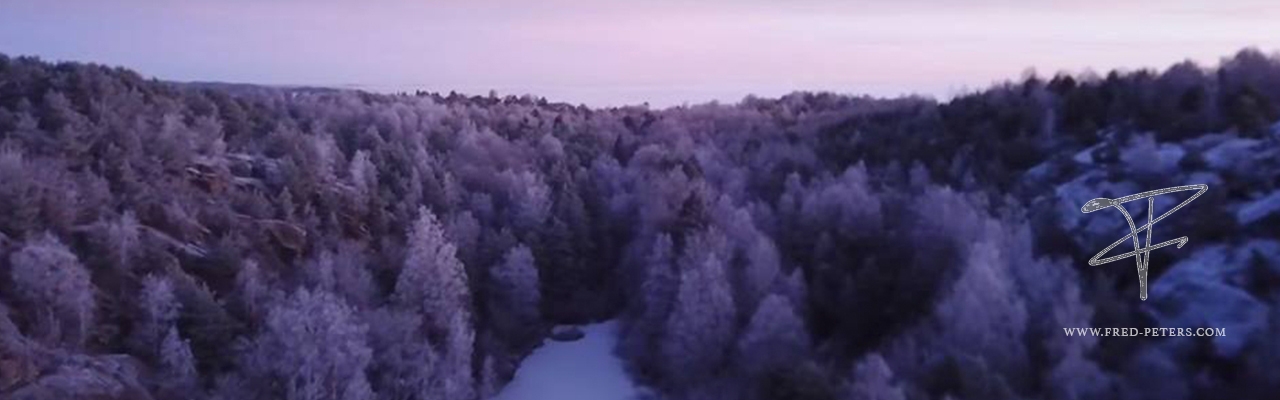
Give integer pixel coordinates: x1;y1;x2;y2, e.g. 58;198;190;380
234;260;271;322
798;164;883;239
662;252;735;385
933;240;1029;382
445;211;482;267
735;294;808;377
131;274;180;358
640;234;678;328
158;326;199;393
712;198;781;316
348;149;379;205
1;51;1278;400
478;355;500;400
365;309;440;400
440;311;476;400
8;233;94;348
100;211;140;272
389;208;477;400
394;207;472;332
504;170;552;231
848;354;906;400
0;149;41;236
140;275;180;328
738;234;782;316
619;233;679;373
488;244;541;342
302;245;378;310
238;289;374;400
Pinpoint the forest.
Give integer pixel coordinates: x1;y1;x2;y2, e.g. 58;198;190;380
0;49;1279;400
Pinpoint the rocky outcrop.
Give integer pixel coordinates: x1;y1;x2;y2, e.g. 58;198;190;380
1025;123;1280;379
1147;242;1277;359
1050;170;1142;252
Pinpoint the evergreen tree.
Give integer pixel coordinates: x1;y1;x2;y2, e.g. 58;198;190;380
663;253;735;385
736;294;808;377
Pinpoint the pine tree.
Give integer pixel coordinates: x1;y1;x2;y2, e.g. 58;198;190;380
736;294;808;377
392;207;476;399
934;240;1029;376
159;327;199;392
488;244;541;342
662;253;735;384
848;354;905;400
491;245;540;319
133;274;180;358
394;207;471;332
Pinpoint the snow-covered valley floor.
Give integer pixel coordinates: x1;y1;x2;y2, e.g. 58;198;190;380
492;321;640;400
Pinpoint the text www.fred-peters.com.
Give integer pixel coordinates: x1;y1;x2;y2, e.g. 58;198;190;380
1063;327;1226;337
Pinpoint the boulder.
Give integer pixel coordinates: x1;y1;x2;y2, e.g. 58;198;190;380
1202;137;1262;173
1072;143;1103;165
1119;134;1184;178
1184;171;1223;188
1151;143;1186;176
1119;346;1189;400
260;219;308;253
1052;171;1142;252
1236;191;1280;227
1147;242;1277;359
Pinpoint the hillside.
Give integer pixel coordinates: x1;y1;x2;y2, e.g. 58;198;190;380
0;50;1279;400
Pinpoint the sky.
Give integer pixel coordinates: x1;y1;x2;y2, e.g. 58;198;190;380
2;0;1278;107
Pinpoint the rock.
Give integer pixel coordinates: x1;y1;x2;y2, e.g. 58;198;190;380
1017;157;1075;200
260;219;307;253
1072;144;1102;165
1181;132;1236;152
1052;171;1143;251
1202;137;1262;173
185;158;231;194
1119;134;1184;178
1022;159;1060;187
1152;143;1186;176
1240;240;1278;265
1236;191;1280;227
138;225;208;258
1120;346;1189;400
549;325;585;342
1184;171;1223;188
1148;243;1274;359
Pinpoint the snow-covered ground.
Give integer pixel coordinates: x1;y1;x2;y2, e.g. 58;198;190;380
492;321;640;400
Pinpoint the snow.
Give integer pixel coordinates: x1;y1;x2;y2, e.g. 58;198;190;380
492;321;640;400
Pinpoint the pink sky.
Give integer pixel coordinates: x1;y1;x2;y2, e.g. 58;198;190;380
2;1;1278;106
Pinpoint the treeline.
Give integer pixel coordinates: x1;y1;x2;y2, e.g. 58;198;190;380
0;49;1277;400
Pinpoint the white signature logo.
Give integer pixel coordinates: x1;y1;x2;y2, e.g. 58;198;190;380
1080;184;1208;300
